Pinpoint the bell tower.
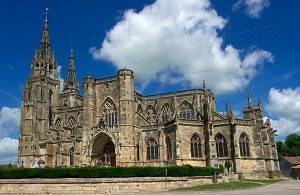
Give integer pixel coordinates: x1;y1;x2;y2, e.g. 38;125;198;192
18;11;60;168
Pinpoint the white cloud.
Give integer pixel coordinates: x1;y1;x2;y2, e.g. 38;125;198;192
232;0;270;18
269;118;300;138
58;65;64;92
266;87;300;120
0;137;18;164
266;87;300;138
90;0;273;94
0;107;20;139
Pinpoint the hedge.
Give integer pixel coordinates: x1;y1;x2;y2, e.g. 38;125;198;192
0;165;223;179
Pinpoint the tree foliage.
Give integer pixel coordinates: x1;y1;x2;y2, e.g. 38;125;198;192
277;133;300;160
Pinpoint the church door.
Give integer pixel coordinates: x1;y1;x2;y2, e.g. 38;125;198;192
91;132;116;167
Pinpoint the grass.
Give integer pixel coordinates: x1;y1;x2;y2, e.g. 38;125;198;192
173;179;284;191
243;179;285;184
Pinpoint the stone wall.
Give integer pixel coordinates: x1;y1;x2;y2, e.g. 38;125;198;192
0;176;216;194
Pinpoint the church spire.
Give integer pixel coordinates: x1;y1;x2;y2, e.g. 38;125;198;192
40;9;51;58
63;46;79;93
30;9;58;79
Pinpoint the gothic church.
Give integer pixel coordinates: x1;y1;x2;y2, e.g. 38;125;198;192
18;13;280;178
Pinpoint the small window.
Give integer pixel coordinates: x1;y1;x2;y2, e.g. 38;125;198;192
55;118;61;129
68;116;77;128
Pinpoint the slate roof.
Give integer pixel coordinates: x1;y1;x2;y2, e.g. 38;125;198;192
283;156;300;165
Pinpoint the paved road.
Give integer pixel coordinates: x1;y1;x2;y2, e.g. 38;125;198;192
8;180;300;195
133;180;300;195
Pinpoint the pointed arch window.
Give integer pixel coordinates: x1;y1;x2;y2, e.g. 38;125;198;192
54;118;61;130
215;133;228;157
146;106;156;124
102;99;118;127
68;116;76;128
239;133;250;157
146;137;159;160
68;116;76;136
162;104;173;123
190;134;202;158
179;101;194;119
166;135;172;160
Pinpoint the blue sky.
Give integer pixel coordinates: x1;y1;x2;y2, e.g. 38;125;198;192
1;0;300;164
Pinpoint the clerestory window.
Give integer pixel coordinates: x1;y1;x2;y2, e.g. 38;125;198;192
179;101;194;119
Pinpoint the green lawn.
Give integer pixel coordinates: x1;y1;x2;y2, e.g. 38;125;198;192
173;179;284;191
243;179;285;184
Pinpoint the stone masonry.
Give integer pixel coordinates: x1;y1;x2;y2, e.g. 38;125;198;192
17;12;280;179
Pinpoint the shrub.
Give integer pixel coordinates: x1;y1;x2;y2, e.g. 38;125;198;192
0;165;223;179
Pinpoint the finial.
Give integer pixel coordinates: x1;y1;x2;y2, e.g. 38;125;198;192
266;115;271;126
258;95;261;107
247;88;252;107
45;8;49;21
203;80;206;90
88;73;91;78
226;103;229;116
70;45;74;58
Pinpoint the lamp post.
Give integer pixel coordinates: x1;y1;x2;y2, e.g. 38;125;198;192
164;160;168;191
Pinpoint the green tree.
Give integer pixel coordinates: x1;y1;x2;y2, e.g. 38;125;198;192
290;146;300;156
285;133;300;149
7;163;13;169
277;133;300;160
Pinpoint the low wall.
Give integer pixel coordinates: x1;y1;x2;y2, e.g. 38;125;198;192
0;176;218;194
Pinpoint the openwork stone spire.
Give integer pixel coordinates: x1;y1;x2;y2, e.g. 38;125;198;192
30;9;58;79
40;10;51;58
63;46;79;93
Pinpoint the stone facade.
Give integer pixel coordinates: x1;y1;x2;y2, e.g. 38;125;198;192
18;13;280;179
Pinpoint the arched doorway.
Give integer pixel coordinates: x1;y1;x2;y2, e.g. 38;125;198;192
91;132;116;166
